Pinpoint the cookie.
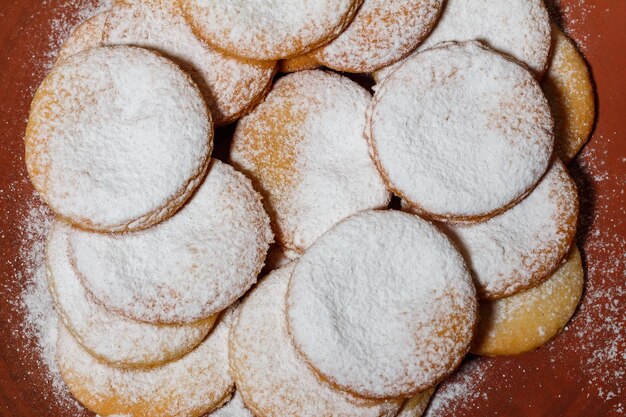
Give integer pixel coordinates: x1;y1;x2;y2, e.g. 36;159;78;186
277;53;320;73
69;159;273;324
229;265;402;416
286;210;477;399
230;70;390;253
210;391;254;417
311;0;443;73
397;388;436;417
415;159;579;300
541;26;595;163
104;0;276;126
25;46;212;232
368;41;553;223
57;309;235;417
46;220;217;368
56;12;109;64
179;0;362;61
373;0;551;81
472;244;584;356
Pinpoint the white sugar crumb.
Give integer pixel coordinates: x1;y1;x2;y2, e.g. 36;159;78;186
15;197;87;415
41;0;113;70
424;359;493;417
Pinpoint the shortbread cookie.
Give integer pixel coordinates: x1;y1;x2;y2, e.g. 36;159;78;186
57;310;235;417
210;391;253;417
373;0;551;81
105;0;276;126
70;160;272;324
542;27;595;163
26;46;212;232
472;244;584;356
230;265;402;416
56;12;108;64
278;53;320;73
179;0;362;61
417;160;579;300
397;388;435;417
311;0;443;73
231;70;390;253
46;220;217;368
368;41;553;223
286;210;477;399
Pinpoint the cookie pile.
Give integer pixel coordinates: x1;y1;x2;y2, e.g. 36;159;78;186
24;0;595;416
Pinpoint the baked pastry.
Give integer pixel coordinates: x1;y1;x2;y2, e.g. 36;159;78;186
368;41;553;223
26;46;212;232
311;0;443;73
179;0;363;61
46;220;216;368
56;12;109;64
542;26;595;163
69;160;272;324
472;244;584;356
286;210;477;399
231;70;390;253
57;309;235;417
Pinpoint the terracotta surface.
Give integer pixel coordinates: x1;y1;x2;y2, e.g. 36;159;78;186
0;1;624;416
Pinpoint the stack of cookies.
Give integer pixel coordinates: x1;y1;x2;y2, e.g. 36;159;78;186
25;0;595;416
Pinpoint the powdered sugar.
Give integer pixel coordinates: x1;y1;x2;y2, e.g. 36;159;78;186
230;265;402;416
375;0;551;80
369;41;554;221
435;160;578;299
26;46;212;232
46;220;215;368
181;0;360;60
56;309;235;416
70;159;272;324
231;70;390;253
105;0;275;126
286;210;477;399
56;11;108;64
312;0;443;73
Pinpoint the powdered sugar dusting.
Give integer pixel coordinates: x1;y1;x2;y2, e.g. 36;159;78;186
16;197;87;415
313;0;443;73
286;210;477;398
231;70;390;253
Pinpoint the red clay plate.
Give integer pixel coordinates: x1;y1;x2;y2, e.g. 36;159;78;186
0;1;624;416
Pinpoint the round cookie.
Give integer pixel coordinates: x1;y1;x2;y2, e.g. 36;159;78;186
311;0;443;73
229;265;402;416
397;388;436;417
25;46;212;232
56;12;108;64
415;159;579;300
286;210;478;399
541;26;595;163
57;309;235;417
368;41;554;223
373;0;551;81
278;53;320;73
179;0;362;61
210;391;254;417
69;159;273;324
46;220;217;368
472;244;584;356
230;70;390;253
104;0;276;126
